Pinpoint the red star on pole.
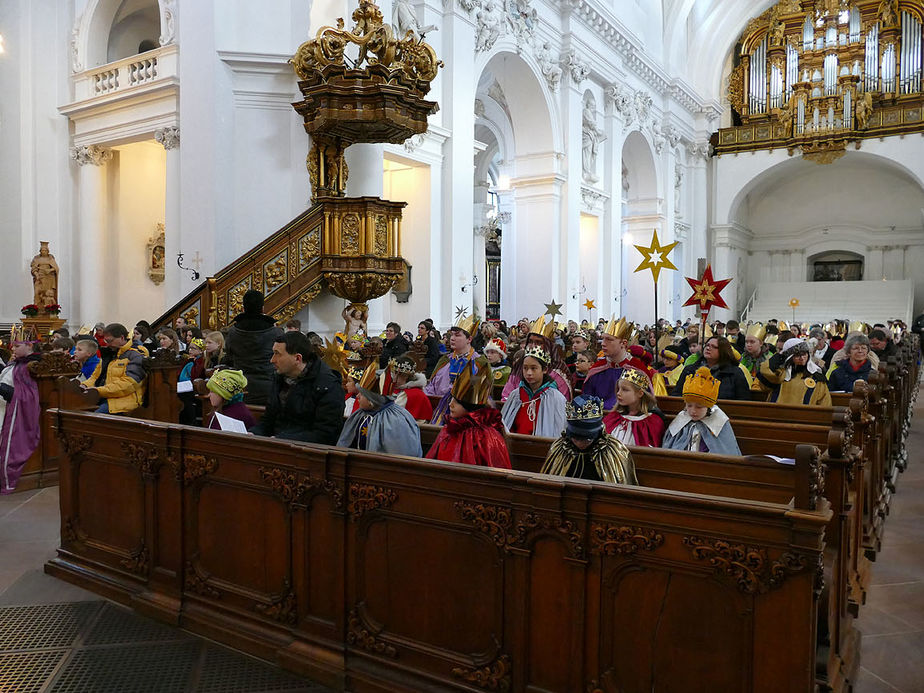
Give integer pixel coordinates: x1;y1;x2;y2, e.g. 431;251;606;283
683;264;732;311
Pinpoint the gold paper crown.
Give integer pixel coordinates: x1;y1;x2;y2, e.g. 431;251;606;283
745;322;766;340
764;334;779;347
778;320;789;332
527;315;555;339
357;362;378;391
388;357;416;375
849;321;869;335
450;357;493;406
565;396;605;421
453;312;479;337
682;366;720;406
347;365;366;382
602;316;634;341
619;367;652;393
523;344;551;365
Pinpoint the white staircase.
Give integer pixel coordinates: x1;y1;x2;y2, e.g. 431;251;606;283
743;280;914;325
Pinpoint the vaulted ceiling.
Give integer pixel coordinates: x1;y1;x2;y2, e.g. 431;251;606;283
661;0;778;98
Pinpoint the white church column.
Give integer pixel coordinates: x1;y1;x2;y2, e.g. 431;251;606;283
867;245;885;280
71;145;112;326
440;7;476;329
562;78;584;319
884;245;906;280
686;141;710;319
789;248;806;282
601;117;624;323
156;127;182;305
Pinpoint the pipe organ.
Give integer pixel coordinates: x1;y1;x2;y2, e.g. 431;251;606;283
716;1;924;163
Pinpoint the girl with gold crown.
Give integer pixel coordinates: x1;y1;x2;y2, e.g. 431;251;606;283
662;367;740;455
500;315;572;403
426;359;511;468
581;316;652;409
602;367;665;447
499;345;567;437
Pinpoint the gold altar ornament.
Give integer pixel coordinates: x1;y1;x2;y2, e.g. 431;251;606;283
633;229;678;283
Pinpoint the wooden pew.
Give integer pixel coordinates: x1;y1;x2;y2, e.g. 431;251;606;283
47;409;832;693
417;424;856;693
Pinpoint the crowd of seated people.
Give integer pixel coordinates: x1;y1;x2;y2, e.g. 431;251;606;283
0;286;916;494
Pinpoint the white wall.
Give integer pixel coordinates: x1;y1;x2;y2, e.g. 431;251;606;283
107;141;167;327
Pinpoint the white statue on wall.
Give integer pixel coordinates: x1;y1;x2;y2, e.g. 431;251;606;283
393;0;437;38
475;0;504;53
535;41;562;92
582;94;604;184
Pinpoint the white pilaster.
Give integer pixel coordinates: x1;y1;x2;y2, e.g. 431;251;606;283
156;127;182;304
72;145;112;326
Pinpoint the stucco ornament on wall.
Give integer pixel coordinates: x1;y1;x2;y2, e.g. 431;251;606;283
147;223;166;285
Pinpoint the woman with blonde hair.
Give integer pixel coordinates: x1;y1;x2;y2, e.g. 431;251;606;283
203;331;225;373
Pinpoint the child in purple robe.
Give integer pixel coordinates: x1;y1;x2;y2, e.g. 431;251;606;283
0;340;42;494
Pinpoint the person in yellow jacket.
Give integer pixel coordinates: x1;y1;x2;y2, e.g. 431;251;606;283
81;323;147;414
757;337;831;406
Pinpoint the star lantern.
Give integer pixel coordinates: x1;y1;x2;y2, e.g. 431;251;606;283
583;298;596;311
683;265;732;311
544;300;563;318
454;305;468;320
633;229;679;283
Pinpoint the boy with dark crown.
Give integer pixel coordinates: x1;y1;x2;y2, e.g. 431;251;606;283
500;344;567;437
426;358;511;469
338;363;423;457
580;316;652;409
380;355;433;422
540;395;637;484
424;312;483;424
500;315;572;402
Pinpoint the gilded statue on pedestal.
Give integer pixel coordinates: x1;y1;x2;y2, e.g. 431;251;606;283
30;241;59;310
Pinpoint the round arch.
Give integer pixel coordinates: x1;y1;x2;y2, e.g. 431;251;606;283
74;0;171;71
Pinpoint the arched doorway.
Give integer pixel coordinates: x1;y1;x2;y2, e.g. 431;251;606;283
620;130;660;325
473;51;558;322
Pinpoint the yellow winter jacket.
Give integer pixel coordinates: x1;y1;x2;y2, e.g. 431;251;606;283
85;342;147;413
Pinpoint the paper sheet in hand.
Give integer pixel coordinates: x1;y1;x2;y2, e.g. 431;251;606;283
214;412;249;433
177;380;193;393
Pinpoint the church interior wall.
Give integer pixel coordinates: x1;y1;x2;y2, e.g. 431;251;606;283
106;141;166;328
106;0;160;63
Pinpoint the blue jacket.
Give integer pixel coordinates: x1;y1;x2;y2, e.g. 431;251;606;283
828;359;873;393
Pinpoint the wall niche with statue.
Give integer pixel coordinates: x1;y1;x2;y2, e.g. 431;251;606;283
147;223;165;285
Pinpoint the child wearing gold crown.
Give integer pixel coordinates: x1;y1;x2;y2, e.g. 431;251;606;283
540;395;637;484
663;367;740;455
499;345;567;437
380;355;433;422
603;367;665;447
500;315;572;403
426;359;511;469
424;314;481;424
581;316;653;409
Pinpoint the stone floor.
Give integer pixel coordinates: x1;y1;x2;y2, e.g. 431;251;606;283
1;387;922;692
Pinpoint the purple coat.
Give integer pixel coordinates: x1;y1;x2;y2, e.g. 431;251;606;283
0;361;41;494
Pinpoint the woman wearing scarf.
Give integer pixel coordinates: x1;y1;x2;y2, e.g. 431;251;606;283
757;337;832;406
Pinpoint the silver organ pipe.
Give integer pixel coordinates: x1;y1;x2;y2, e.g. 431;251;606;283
797;97;806;134
803;16;814;51
882;42;896;93
866;24;880;92
849;7;861;44
844;90;852;130
900;12;922;95
786;44;799;98
749;38;767;114
770;61;783;109
825;54;838;96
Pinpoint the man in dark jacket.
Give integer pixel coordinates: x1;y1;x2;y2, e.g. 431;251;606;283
251;332;344;444
222;290;283;405
868;328;897;360
379;322;410;368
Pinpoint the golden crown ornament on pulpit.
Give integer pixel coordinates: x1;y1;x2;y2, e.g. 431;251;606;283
289;0;443;331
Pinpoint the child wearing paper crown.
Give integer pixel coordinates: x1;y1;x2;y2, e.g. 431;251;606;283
206;369;256;431
500;344;567;437
380;356;433;423
603;367;666;447
662;367;741;455
426;358;511;469
540;395;637;484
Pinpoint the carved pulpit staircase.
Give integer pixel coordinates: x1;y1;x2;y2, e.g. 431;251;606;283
153;0;442;330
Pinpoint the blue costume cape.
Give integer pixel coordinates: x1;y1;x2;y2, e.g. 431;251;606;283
662;406;741;456
337;400;423;457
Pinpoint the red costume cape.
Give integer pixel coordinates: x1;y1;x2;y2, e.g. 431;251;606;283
425;408;511;468
602;411;666;448
400;386;434;421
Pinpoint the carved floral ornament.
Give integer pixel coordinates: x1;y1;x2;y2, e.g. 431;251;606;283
290;0;442;84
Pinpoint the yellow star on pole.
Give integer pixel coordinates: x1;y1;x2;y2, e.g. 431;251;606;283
583;298;596;311
633;229;679;283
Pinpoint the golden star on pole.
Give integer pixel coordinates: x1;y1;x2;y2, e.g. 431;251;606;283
583;298;596;311
633;229;678;283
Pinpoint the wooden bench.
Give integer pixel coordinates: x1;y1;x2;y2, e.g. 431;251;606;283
47;409;832;693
